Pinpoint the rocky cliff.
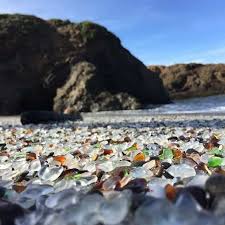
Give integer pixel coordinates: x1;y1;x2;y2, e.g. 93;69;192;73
148;63;225;99
0;14;170;115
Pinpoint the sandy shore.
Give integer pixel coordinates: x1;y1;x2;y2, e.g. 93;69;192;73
1;111;225;126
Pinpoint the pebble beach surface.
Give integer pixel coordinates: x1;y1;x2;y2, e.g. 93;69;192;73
1;113;225;225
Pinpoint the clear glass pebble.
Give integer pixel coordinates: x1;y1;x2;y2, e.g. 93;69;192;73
38;165;63;181
166;164;196;179
134;199;173;225
29;159;42;172
45;188;79;209
21;184;54;199
97;161;114;172
131;167;154;180
100;191;131;225
187;175;209;187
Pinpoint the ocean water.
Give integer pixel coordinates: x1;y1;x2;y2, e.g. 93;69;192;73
82;94;225;121
148;94;225;114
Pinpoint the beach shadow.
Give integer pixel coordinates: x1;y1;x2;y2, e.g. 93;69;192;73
76;118;225;129
3;116;225;130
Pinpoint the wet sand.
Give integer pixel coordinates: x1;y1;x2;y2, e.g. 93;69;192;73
1;112;225;127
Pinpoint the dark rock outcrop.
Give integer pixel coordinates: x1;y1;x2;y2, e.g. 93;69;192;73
148;63;225;100
0;14;170;115
53;62;142;113
20;110;82;125
51;20;170;113
0;14;73;114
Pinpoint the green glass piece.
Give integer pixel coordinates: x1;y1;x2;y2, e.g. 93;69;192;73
159;148;173;160
126;145;137;152
124;169;129;176
64;147;71;152
208;156;223;168
94;143;101;148
67;173;82;180
142;148;150;156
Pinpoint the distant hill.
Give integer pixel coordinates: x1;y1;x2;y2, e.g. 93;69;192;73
148;63;225;99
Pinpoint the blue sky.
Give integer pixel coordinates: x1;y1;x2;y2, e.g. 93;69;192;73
1;0;225;65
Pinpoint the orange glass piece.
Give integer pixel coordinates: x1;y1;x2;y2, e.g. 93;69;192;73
134;152;145;161
13;184;26;193
26;152;36;161
165;184;176;201
53;155;66;165
173;149;182;160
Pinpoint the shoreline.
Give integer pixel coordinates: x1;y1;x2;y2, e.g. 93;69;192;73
1;111;225;125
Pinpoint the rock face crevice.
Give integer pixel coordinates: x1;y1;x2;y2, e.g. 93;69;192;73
149;64;225;100
0;14;170;115
53;62;142;113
